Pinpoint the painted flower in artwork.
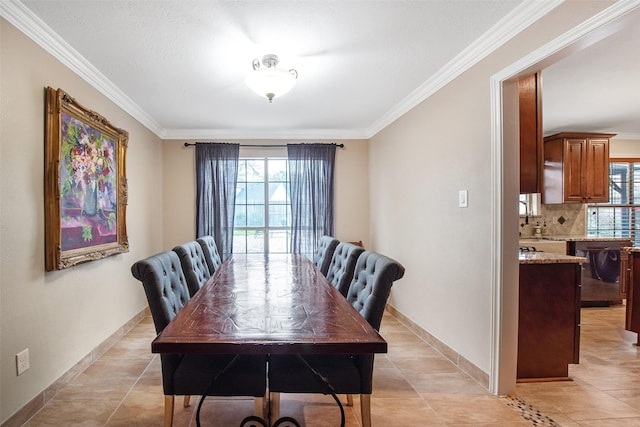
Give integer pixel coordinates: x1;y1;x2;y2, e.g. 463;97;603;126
60;112;116;218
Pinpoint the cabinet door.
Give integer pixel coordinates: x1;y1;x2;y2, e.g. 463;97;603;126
585;138;610;202
563;138;587;202
621;250;631;299
519;74;542;193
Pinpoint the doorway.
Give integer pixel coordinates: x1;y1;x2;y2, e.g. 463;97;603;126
490;2;640;395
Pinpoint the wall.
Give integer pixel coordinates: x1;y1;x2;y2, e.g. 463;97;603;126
0;20;163;423
610;138;640;158
368;1;614;387
162;139;369;249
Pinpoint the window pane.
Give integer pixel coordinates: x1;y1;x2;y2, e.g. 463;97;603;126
233;230;247;253
233;158;291;255
246;183;265;204
588;161;638;244
237;160;247;182
609;162;629;204
246;205;264;227
634;163;640;204
635;206;640;246
587;206;631;238
235;182;247;204
269;183;289;204
247;230;265;253
268;159;288;182
246;160;264;182
269;230;290;253
234;205;247;227
269;204;290;227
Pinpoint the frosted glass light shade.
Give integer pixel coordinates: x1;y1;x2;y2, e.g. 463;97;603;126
245;67;297;102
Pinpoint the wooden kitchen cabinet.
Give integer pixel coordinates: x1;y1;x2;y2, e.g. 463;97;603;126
518;262;581;381
519;73;543;194
625;249;640;344
620;249;631;299
543;132;615;204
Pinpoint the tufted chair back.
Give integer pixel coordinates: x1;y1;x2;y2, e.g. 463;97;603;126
347;251;405;331
132;251;268;423
131;251;190;335
196;235;222;275
326;242;365;297
312;235;339;276
172;241;212;297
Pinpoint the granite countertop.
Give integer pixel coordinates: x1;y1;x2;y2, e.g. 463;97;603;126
536;236;631;242
623;247;640;253
519;252;586;264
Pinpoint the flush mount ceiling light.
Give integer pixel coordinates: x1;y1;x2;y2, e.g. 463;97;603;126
245;54;298;103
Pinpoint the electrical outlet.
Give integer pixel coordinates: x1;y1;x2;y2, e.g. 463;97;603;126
16;349;29;376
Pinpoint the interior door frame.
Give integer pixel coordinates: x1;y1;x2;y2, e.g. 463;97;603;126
489;2;640;395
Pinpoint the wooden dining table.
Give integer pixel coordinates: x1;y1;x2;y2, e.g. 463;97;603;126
152;253;387;355
151;253;387;426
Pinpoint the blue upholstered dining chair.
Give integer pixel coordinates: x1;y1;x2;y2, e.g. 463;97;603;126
131;251;267;427
312;235;340;276
196;235;222;275
268;251;405;427
172;241;211;297
325;242;365;297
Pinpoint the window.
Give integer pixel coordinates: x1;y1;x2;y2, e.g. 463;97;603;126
519;193;541;217
233;158;291;254
587;161;640;246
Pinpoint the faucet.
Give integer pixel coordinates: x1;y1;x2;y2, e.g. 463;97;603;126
519;200;529;225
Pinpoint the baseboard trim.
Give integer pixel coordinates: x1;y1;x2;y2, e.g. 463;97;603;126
1;308;150;427
385;304;490;389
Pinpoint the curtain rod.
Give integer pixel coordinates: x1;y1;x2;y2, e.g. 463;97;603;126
183;142;344;148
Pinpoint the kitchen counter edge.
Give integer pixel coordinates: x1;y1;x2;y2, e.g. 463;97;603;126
519;252;586;264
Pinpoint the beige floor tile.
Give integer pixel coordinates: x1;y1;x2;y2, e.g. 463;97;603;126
391;355;461;375
277;393;360;427
371;367;419;399
28;304;640;426
24;400;120;427
53;359;149;401
572;419;640;426
369;397;446;426
107;386;194;427
423;394;526;424
410;372;489;394
100;335;155;360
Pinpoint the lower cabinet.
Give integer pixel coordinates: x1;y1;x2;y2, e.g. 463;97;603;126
518;262;581;381
625;250;640;344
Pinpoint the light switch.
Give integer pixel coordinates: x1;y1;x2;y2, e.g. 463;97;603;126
458;190;468;208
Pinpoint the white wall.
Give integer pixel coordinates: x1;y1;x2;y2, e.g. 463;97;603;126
162;139;369;249
368;0;614;388
610;139;640;158
0;20;163;422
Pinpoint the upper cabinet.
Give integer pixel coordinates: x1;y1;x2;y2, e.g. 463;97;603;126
519;73;543;194
543;132;615;204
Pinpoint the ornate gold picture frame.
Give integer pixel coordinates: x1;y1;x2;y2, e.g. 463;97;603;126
44;87;128;271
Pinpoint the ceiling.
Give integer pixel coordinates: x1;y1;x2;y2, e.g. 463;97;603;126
5;1;640;140
542;6;640;140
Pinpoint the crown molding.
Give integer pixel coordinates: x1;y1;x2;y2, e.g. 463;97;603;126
365;0;563;138
8;0;628;142
0;0;165;137
161;127;369;141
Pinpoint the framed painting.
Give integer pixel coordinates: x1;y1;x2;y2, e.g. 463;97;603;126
44;87;129;271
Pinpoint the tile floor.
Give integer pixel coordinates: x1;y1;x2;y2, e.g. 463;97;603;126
23;306;640;426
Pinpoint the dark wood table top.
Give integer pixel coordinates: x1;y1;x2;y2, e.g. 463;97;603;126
152;254;387;355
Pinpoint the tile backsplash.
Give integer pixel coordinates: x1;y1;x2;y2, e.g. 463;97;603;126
520;203;586;237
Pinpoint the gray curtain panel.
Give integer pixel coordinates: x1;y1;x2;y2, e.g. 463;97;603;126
287;143;336;257
195;142;239;259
